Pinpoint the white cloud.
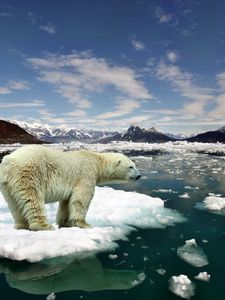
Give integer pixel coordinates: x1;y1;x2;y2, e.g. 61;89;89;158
96;99;140;119
154;6;175;24
65;110;87;117
216;71;225;90
167;51;179;63
27;51;152;111
0;87;11;94
154;60;214;115
0;100;45;108
39;23;56;34
8;80;30;90
0;80;30;95
208;94;225;118
130;38;145;51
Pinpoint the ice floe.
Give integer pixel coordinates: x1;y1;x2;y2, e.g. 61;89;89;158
194;272;211;282
177;239;209;267
169;274;195;299
202;194;225;211
0;186;185;262
153;189;178;194
179;193;191;199
195;193;225;216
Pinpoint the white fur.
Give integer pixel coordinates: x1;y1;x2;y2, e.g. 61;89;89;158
0;145;140;231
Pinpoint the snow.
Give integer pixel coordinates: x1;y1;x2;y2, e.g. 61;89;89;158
0;187;185;262
169;275;195;299
177;239;209;267
194;272;211;282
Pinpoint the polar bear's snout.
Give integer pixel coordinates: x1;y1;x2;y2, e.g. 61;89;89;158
129;165;141;181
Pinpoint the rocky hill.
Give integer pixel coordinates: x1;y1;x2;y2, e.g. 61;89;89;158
0;120;43;144
187;126;225;143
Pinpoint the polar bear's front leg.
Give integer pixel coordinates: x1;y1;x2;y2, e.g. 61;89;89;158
67;180;95;228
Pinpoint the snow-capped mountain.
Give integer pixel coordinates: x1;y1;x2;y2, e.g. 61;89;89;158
12;121;118;143
99;126;176;143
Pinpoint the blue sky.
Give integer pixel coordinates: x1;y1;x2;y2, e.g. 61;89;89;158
0;0;225;134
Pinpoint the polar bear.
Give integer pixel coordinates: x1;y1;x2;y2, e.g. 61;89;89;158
0;145;141;231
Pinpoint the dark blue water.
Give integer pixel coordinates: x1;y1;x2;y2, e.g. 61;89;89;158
1;153;225;299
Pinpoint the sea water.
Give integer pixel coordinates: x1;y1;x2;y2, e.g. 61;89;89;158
1;153;225;299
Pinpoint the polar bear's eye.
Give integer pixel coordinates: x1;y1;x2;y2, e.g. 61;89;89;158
129;166;133;169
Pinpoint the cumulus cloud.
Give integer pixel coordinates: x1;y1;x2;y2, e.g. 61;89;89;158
27;51;152;111
167;51;179;63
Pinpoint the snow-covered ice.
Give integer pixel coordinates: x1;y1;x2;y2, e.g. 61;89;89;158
0;186;185;262
169;275;195;299
202;194;225;211
195;193;225;216
179;193;191;199
177;239;209;267
194;272;211;282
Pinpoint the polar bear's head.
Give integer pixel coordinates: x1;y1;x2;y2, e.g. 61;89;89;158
104;153;141;182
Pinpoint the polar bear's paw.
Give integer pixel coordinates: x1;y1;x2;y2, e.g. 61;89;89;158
76;220;92;229
29;222;55;231
62;220;92;229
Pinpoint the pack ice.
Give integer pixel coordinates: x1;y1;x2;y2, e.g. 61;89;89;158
0;186;185;262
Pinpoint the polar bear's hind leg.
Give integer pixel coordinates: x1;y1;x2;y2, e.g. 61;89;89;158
15;185;53;231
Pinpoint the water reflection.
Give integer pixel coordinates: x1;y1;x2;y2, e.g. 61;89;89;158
0;255;145;295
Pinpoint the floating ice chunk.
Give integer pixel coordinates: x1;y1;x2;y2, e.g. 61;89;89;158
169;274;195;299
131;272;146;286
194;272;211;282
47;293;56;300
0;187;185;262
153;189;178;194
156;268;166;275
179;193;190;199
177;239;208;267
203;195;225;211
108;254;118;260
184;186;199;190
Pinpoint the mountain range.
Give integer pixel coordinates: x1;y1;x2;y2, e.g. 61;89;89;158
0;120;225;144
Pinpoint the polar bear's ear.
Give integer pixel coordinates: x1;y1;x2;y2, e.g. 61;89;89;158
116;160;121;167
